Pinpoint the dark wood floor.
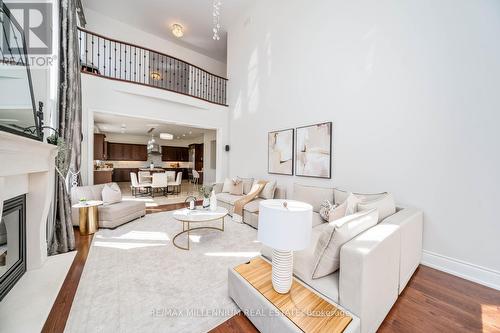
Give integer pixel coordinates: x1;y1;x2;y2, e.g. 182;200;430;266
43;202;500;333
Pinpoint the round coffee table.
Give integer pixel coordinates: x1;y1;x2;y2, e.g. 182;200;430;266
172;207;228;250
72;200;103;235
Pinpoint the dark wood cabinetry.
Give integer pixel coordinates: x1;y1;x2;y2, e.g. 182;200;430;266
93;133;107;160
112;168;140;182
189;143;204;172
161;146;189;162
107;143;148;161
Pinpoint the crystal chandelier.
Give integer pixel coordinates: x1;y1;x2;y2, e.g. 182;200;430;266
212;0;221;40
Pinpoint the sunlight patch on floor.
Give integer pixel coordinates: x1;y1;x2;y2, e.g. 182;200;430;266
93;241;166;250
203;251;260;258
95;230;170;242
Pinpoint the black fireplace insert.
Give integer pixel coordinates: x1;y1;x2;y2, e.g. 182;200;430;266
0;194;26;301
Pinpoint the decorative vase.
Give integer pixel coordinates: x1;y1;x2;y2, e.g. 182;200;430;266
210;190;217;211
203;197;210;208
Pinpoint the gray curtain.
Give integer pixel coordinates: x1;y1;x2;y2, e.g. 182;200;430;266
48;0;82;254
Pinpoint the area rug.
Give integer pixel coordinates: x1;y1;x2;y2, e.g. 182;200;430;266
65;211;261;333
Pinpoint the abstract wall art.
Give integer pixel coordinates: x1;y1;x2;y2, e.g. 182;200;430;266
296;122;332;178
268;128;294;175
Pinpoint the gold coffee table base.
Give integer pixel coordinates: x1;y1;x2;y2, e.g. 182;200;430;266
173;218;225;250
79;206;99;235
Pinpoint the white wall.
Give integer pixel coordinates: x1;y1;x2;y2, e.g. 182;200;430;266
227;0;500;288
81;74;229;185
203;130;217;184
83;8;227;78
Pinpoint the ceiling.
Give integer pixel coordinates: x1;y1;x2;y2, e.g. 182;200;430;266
81;0;252;63
93;113;211;140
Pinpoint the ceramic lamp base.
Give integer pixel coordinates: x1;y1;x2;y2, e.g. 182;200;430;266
271;249;293;294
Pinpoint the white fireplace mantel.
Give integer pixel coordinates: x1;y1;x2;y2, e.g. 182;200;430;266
0;131;58;270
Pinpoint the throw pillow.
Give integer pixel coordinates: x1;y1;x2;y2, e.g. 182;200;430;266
319;200;347;222
221;178;233;193
345;193;362;215
229;181;244;195
102;183;122;205
259;180;277;199
238;177;255;195
357;193;396;222
311;208;379;279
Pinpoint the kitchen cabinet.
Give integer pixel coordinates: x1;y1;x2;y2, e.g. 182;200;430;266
189;144;204;171
112;168;140;182
94;170;113;184
94;133;107;160
161;146;189;162
107;143;147;161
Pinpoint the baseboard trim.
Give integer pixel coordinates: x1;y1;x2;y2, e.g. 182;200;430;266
421;250;500;291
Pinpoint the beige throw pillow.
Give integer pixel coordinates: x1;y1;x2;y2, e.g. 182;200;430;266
311;209;378;279
238;177;255;195
259;180;277;199
357;193;396;222
230;181;244;195
102;183;122;205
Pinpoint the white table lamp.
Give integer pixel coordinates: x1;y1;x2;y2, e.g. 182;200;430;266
258;199;313;294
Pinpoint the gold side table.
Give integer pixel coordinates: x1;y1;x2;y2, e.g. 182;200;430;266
72;200;103;235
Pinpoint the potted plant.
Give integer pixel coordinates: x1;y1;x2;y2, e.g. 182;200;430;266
199;185;213;209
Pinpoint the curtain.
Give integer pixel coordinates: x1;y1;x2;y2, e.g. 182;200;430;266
48;0;82;255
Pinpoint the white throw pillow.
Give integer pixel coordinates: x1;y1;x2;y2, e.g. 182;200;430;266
334;188;387;204
102;183;122;205
344;193;362;215
221;178;233;193
259;180;277;199
357;193;396;222
311;209;378;279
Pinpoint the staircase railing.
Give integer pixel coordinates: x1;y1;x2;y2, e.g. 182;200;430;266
77;28;227;106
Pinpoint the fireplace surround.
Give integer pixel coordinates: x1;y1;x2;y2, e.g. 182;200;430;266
0;195;26;301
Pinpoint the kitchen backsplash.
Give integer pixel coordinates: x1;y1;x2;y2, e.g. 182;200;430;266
106;160;193;169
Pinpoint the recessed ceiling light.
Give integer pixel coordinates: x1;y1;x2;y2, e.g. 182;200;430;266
171;23;184;38
182;133;186;137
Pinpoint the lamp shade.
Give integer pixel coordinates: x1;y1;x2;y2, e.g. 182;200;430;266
258;199;313;251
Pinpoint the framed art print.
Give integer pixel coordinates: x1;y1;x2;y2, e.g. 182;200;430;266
295;122;332;178
268;128;294;175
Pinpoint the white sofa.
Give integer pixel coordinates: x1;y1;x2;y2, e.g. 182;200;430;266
213;182;286;228
236;183;423;333
70;183;146;229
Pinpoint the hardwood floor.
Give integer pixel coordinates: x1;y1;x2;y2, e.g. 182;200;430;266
209;265;500;333
43;203;500;333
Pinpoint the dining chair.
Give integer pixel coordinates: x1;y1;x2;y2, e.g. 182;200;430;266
138;171;152;184
171;172;183;194
130;172;151;197
192;170;200;189
151;173;168;197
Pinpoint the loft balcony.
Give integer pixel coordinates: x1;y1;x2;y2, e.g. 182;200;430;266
77;28;227;106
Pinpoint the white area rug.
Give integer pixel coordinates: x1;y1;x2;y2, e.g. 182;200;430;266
65;211;261;333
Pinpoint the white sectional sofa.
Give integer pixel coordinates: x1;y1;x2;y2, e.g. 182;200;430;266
213;181;286;228
230;183;423;333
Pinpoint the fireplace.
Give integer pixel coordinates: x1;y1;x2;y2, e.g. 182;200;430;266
0;194;26;301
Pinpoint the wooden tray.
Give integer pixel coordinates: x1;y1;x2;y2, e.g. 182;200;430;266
235;257;352;333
